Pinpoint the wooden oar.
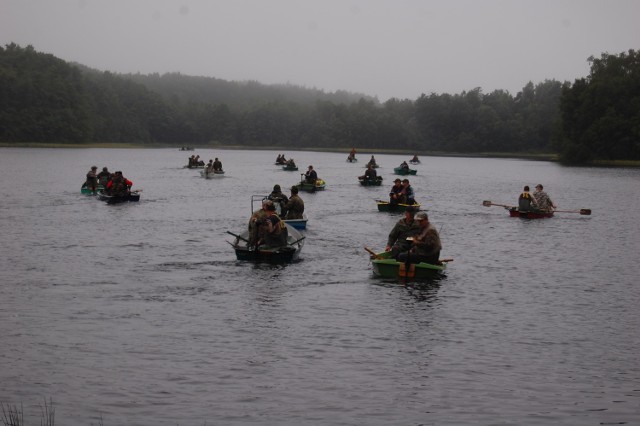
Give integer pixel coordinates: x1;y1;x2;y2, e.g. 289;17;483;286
483;200;513;209
226;231;250;244
364;246;383;259
287;236;306;246
553;208;592;215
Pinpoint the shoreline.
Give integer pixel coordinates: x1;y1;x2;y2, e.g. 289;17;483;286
1;143;638;167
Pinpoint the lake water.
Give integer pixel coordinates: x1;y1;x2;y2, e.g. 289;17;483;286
1;147;639;425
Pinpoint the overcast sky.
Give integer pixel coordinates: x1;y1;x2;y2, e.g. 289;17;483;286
2;0;639;101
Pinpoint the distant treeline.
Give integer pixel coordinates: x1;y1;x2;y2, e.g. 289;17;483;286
1;43;638;164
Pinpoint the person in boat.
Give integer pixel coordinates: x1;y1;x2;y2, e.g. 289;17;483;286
400;179;416;205
533;184;556;211
286;158;296;168
282;186;305;220
389;178;403;205
400;161;410;171
85;166;99;193
276;154;282;164
255;202;288;249
268;184;289;214
411;155;419;163
106;171;133;196
188;155;196;167
305;165;318;184
361;163;378;183
205;159;214;175
97;167;111;187
348;147;357;161
368;155;377;167
213;157;223;172
518;185;539;212
396;211;442;265
386;206;420;258
248;199;271;246
195;155;205;166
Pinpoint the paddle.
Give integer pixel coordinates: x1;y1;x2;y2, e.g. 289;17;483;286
226;231;251;244
364;246;383;259
287;236;306;246
482;200;513;209
553;208;592;215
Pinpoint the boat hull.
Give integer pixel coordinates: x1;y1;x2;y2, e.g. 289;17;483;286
230;224;304;264
296;179;326;192
359;177;383;186
200;170;225;178
393;167;417;175
284;216;308;230
97;191;141;204
282;165;299;171
376;200;421;212
371;251;446;279
508;208;554;219
81;185;105;194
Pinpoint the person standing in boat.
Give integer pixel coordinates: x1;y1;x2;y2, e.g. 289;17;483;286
213;158;223;172
389;178;403;205
282;186;304;220
256;202;288;249
400;179;416;205
268;184;289;215
97;167;111;187
85;166;99;193
518;185;539;212
248;199;270;246
386;206;420;258
397;212;442;265
305;165;318;184
533;184;556;211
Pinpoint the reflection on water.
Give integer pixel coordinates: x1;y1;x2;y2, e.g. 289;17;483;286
1;148;639;425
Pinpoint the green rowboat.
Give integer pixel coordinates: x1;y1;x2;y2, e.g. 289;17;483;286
369;250;448;279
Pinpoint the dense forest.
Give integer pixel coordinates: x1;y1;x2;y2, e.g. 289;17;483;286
1;43;638;164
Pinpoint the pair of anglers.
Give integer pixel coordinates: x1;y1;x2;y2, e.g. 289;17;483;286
247;185;305;248
383;206;442;265
518;184;556;212
389;178;416;205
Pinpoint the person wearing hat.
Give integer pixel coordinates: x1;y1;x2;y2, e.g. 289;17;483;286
268;184;289;214
256;202;288;248
97;166;111;187
517;185;539;212
389;178;403;205
400;179;416;205
85;166;99;193
397;211;442;265
105;171;133;196
360;163;378;183
213;157;223;172
386;205;421;258
282;186;304;220
248;199;272;245
533;184;556;211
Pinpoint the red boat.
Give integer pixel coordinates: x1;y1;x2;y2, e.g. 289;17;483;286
508;208;554;219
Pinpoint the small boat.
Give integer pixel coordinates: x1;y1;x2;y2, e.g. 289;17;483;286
284;215;308;230
369;251;448;279
183;164;204;169
81;184;105;194
393;167;417;175
228;224;305;264
358;176;384;186
508;207;554;219
282;164;299;171
296;178;326;192
409;160;421;165
200;170;225;179
376;200;421;212
179;147;195;151
97;190;141;204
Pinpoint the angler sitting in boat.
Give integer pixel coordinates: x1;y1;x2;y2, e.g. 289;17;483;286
396;212;442;265
286;158;296;168
410;155;420;163
389;178;403;206
305;165;318;184
518;185;540;212
533;184;556;211
106;171;133;196
205;159;215;174
268;184;289;214
213;157;223;172
400;179;416;205
399;161;410;171
84;166;99;193
367;155;378;168
97;167;111;187
386;206;420;258
253;202;288;249
360;164;378;183
282;186;304;220
276;154;287;165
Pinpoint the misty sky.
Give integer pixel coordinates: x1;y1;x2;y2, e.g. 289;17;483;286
2;0;639;101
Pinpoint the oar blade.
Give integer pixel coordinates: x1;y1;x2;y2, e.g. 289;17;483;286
482;200;492;207
580;209;592;215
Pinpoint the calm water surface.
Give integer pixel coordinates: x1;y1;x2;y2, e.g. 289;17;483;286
1;148;639;425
